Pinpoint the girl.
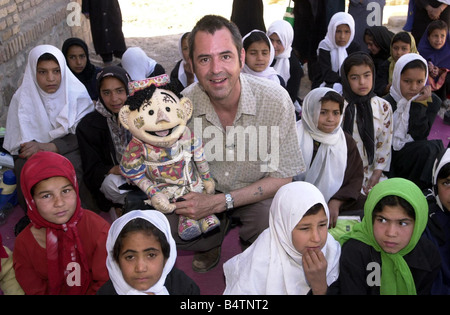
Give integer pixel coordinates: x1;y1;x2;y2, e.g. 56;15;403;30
314;12;360;93
223;181;341;295
418;20;450;102
76;66;132;213
388;31;418;86
3;44;94;212
364;26;394;96
13;151;110;295
242;29;285;86
121;46;165;81
294;87;364;228
170;32;197;94
62;37;102;101
267;20;304;113
98;210;200;295
341;52;393;195
383;53;443;191
329;178;441;295
424;148;450;294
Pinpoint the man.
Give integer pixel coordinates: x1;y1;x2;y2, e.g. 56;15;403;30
172;15;305;273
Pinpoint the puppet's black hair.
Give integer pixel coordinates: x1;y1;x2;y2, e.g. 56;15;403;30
125;81;182;111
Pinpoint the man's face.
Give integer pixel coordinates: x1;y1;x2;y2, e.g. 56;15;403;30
191;28;244;105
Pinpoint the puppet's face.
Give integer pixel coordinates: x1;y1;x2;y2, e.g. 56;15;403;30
119;88;193;148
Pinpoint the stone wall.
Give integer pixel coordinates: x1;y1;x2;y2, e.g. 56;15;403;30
0;0;91;127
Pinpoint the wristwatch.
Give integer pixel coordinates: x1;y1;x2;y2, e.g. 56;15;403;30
225;193;234;211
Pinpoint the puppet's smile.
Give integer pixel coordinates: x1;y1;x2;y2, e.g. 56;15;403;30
146;125;179;137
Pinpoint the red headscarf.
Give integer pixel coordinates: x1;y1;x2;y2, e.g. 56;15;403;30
20;151;90;294
0;234;9;272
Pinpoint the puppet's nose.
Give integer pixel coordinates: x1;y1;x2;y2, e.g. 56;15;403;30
156;108;170;123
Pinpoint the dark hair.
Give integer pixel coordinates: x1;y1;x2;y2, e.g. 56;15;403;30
438;164;450;180
401;59;427;75
188;15;243;66
113;217;170;262
391;31;412;46
320;90;344;113
37;53;59;65
372;195;416;222
125;81;182;111
343;52;375;78
243;31;270;52
427;20;448;37
303;203;325;217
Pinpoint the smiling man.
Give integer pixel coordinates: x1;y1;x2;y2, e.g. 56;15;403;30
172;15;305;273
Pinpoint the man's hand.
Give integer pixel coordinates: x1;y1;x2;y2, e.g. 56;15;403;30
19;141;57;159
175;192;223;220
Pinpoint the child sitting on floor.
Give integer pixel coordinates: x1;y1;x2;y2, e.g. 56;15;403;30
13;151;110;295
294;87;364;228
170;32;197;94
97;209;200;295
223;181;341;295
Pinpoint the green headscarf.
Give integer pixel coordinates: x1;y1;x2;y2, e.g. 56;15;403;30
340;178;428;295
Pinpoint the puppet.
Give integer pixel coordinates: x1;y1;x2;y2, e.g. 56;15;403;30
119;83;219;240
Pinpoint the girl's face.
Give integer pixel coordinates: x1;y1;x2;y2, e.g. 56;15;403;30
100;77;128;114
33;176;77;225
245;40;271;72
347;64;373;96
335;24;351;47
118;231;166;292
181;36;190;62
392;41;411;61
373;205;415;254
318;100;341;133
36;60;62;94
399;67;426;100
437;175;450;211
269;33;284;57
292;208;328;255
66;45;87;74
428;28;447;50
364;35;381;55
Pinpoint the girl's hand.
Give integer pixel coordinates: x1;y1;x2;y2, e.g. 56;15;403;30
303;248;328;295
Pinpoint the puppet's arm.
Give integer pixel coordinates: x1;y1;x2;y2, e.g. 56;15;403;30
191;130;215;194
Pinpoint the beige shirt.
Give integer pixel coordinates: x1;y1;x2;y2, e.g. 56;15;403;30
184;73;305;193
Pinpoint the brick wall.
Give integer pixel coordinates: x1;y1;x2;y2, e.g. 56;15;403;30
0;0;91;127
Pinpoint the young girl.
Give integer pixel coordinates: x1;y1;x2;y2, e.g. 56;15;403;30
388;31;418;86
314;12;360;93
418;20;450;102
267;20;304;112
170;32;197;94
76;66;132;214
97;210;200;295
383;53;443;190
121;46;165;81
364;26;394;96
62;37;102;101
13;151;110;295
294;87;364;228
341;52;393;196
329;178;441;295
3;44;95;213
424;148;450;294
223;181;341;295
242;29;285;86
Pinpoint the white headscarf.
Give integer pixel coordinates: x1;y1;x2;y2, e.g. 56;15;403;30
223;181;341;295
295;87;347;202
242;29;281;84
267;20;294;83
390;53;428;151
3;45;93;155
318;12;355;73
177;32;197;88
121;47;158;81
106;210;177;295
432;148;450;210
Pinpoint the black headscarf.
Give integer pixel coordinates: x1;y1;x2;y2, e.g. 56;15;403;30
62;37;101;100
341;52;376;165
364;26;394;61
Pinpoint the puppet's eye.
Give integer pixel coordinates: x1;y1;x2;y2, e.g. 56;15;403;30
166;107;171;112
149;110;154;115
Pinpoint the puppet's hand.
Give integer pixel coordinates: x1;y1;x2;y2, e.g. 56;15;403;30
203;180;215;195
151;192;176;213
